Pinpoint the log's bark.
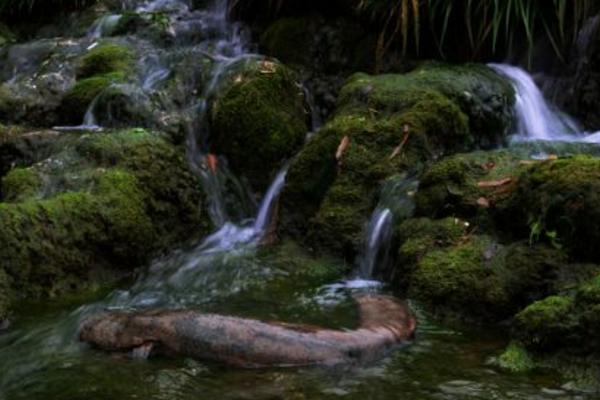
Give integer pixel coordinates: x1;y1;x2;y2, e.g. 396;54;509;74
79;294;416;368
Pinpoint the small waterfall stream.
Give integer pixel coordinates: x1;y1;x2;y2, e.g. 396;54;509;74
490;63;600;143
355;175;419;281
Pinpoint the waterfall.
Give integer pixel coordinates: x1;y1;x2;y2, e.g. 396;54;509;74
355;175;419;281
489;63;600;143
358;208;393;279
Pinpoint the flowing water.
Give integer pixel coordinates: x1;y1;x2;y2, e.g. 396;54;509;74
490;64;600;143
1;1;599;398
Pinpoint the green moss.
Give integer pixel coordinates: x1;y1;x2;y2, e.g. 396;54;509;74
496;342;536;373
340;63;515;145
514;295;576;350
210;58;307;190
1;167;42;202
409;235;510;319
415;150;524;219
61;73;124;123
76;43;133;80
502;155;600;262
0;128;206;299
279;63;514;260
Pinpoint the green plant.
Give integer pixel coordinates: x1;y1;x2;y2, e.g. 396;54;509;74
359;0;595;69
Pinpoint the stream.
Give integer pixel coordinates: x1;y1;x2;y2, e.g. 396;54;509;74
1;0;600;399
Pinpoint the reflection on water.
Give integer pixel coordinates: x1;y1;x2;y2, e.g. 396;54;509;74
0;247;594;400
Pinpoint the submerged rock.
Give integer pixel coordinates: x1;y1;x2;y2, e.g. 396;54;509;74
209;58;308;190
0;128;208;301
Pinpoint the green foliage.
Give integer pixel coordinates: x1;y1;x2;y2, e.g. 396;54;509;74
359;0;594;67
497;342;536;373
1;167;42;202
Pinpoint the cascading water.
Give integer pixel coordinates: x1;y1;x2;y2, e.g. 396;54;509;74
355;175;419;281
490;63;600;143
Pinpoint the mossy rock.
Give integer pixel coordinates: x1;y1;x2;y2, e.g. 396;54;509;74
415;150;524;219
514;273;600;355
401;224;570;321
408;235;511;319
60;72;124;123
210;58;307;190
92;84;154;128
0;128;207;300
391;217;470;288
337;63;515;146
76;43;133;80
1;167;42;202
496;342;536;373
513;295;578;350
501;155;600;262
280;64;514;260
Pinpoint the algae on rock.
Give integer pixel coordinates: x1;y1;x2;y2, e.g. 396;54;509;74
0;128;207;302
210;58;308;191
279;63;514;262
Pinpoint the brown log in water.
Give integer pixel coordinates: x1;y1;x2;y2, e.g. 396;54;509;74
79;294;416;368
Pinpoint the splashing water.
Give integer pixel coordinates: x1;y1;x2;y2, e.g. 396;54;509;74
489;63;600;143
358;208;394;279
356;175;419;280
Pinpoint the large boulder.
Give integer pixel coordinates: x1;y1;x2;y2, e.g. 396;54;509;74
279;63;514;261
209;58;308;191
0;128;208;302
500;155;600;263
59;42;134;124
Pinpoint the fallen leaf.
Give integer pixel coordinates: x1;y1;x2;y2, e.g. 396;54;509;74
477;178;512;188
336;136;350;161
477;197;490;208
206;154;218;173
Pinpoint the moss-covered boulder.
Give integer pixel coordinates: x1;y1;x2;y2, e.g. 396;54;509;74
415;150;524;219
0;128;208;301
338;63;515;146
210;58;308;190
394;216;570;321
513;295;578;351
279;63;513;260
1;167;42;201
409;235;511;319
501;155;600;262
59;43;133;124
514;273;600;354
60;72;125;124
76;43;132;80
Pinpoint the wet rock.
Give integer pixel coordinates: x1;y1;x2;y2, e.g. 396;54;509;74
500;155;600;263
0;128;208;299
209;58;308;191
279;63;514;261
